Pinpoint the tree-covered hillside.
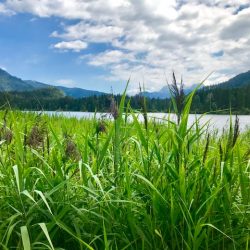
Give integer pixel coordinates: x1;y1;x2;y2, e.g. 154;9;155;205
0;83;249;114
211;70;250;89
0;68;250;114
0;68;48;92
191;84;250;114
0;68;106;98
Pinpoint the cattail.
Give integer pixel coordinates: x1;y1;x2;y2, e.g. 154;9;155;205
110;97;119;120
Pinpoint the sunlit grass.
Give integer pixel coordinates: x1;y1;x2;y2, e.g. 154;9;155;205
0;85;249;249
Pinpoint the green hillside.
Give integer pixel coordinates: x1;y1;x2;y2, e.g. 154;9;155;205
208;70;250;89
57;86;106;98
0;68;106;98
0;68;48;92
0;69;250;114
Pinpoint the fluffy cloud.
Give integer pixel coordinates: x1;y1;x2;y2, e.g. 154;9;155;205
220;8;250;40
3;0;250;92
87;50;136;66
0;2;14;15
53;40;87;52
51;22;123;43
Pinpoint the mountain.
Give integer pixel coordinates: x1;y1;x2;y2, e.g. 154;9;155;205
0;68;106;98
24;80;48;89
57;86;105;98
1;67;250;100
141;84;197;99
0;87;65;110
212;70;250;89
0;68;47;92
143;70;250;99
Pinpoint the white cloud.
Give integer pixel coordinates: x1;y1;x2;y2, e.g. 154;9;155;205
55;79;76;87
3;0;250;92
87;50;136;66
53;40;87;52
51;22;123;43
0;3;15;15
5;0;128;19
220;8;250;40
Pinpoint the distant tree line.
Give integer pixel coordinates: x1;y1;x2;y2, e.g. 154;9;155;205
0;84;249;114
191;84;250;114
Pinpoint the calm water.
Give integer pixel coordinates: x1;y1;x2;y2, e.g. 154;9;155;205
41;111;250;132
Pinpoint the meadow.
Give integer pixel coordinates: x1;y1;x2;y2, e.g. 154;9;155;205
0;86;249;250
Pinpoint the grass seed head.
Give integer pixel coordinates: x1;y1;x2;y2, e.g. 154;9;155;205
203;133;210;163
232;115;240;147
0;112;13;144
96;120;106;134
168;72;185;124
0;127;13;145
65;138;81;161
110;97;119;120
3;129;13;144
27;124;46;149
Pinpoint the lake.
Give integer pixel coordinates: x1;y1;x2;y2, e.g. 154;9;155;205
40;111;250;132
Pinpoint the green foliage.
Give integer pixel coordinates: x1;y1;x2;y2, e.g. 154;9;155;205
0;88;249;249
1;67;250;113
191;84;250;114
1;84;250;114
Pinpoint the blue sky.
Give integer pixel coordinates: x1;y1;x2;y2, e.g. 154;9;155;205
0;12;115;92
0;0;250;94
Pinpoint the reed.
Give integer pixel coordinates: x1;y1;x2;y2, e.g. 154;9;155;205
0;86;249;250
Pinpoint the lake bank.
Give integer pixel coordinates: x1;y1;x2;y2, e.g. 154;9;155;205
32;111;250;132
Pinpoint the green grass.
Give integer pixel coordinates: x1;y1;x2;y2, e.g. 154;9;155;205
0;89;249;249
